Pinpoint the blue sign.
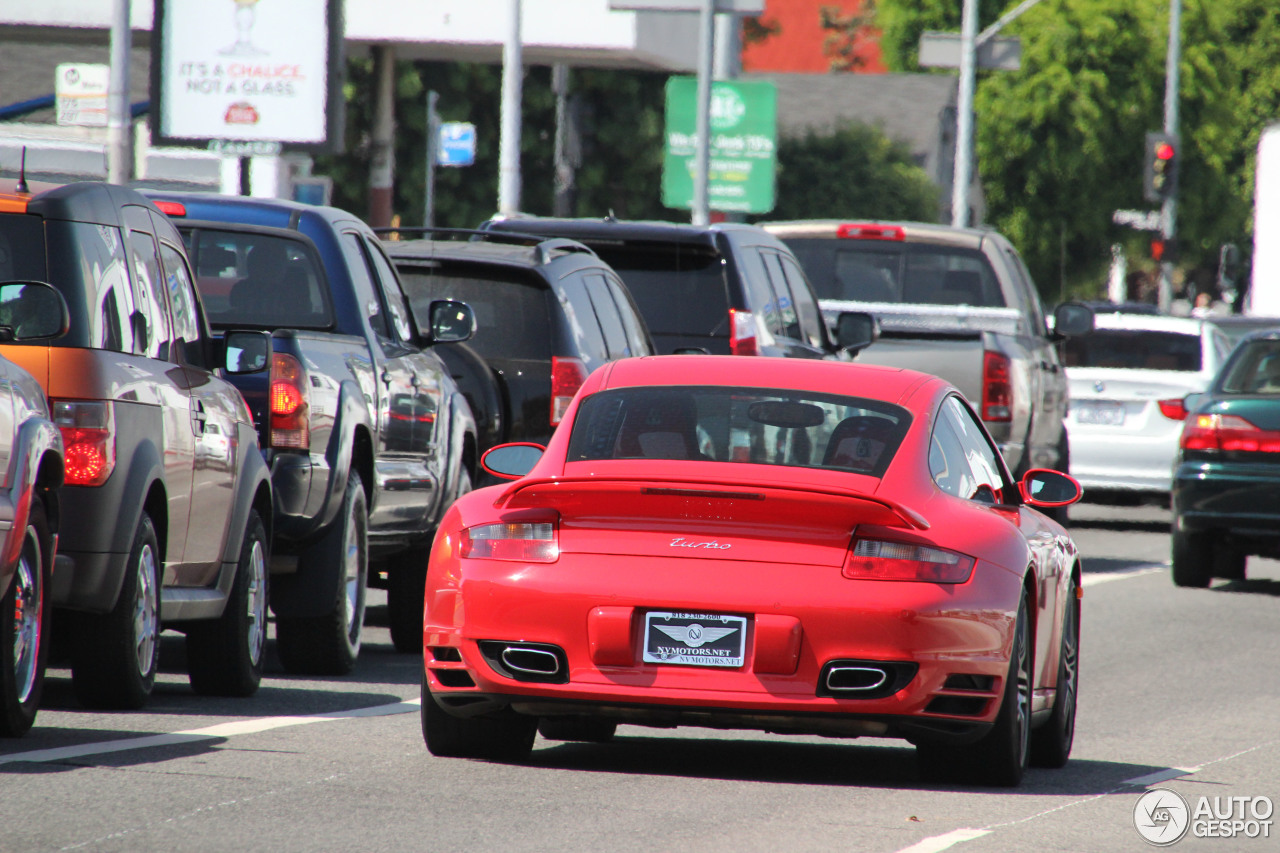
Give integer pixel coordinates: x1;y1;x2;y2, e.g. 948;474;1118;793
438;122;476;167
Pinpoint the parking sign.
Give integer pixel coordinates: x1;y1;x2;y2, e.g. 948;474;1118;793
438;122;476;167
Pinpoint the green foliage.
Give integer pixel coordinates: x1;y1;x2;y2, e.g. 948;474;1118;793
760;122;939;222
872;0;1280;302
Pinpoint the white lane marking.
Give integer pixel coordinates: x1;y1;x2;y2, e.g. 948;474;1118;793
1123;766;1198;787
1082;565;1166;587
0;697;421;766
895;828;992;852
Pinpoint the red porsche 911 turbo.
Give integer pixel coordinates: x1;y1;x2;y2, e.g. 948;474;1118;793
420;355;1083;787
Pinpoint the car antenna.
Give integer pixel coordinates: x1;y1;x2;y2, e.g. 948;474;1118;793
15;146;29;194
604;209;616;222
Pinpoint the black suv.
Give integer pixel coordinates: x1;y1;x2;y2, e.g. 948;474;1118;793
381;229;654;464
479;216;859;359
0;181;274;709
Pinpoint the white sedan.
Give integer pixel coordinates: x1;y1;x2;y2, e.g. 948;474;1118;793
1062;311;1234;500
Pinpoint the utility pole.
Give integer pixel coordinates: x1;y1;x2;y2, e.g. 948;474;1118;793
106;0;131;184
691;0;715;226
1158;0;1183;313
368;45;396;228
423;90;440;229
951;0;978;227
498;0;523;216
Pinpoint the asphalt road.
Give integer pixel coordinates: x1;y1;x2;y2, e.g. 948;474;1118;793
4;499;1277;853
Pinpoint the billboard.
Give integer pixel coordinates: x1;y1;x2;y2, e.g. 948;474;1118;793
150;0;344;154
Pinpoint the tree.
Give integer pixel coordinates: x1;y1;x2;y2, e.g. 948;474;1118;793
760;122;939;222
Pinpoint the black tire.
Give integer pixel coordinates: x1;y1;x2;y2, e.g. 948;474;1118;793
919;592;1032;787
1030;589;1078;768
537;717;618;743
1171;528;1212;588
421;675;536;760
0;499;52;737
71;512;161;710
186;510;269;697
1214;548;1247;581
276;470;368;675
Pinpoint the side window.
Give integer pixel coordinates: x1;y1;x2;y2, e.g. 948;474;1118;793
50;221;135;352
363;236;414;344
584;273;630;358
779;254;825;348
736;248;782;335
340;231;391;341
605;273;652;356
930;411;978;499
556;274;608;364
126;227;173;360
761;251;801;340
944;395;1006;500
159;242;205;367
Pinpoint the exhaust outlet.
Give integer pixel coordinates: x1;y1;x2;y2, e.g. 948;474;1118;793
825;666;889;693
500;646;562;676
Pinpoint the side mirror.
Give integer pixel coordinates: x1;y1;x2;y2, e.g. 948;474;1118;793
1051;302;1095;339
1018;468;1083;508
222;330;272;374
481;442;546;480
0;280;69;341
426;299;476;344
834;310;880;355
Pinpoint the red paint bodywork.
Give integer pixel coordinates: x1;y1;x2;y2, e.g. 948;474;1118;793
424;356;1080;743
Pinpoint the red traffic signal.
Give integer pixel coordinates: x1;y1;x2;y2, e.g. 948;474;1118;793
1143;132;1179;204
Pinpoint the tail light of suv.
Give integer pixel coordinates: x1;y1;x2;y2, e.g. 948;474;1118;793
982;350;1013;422
551;356;588;426
53;400;116;487
729;308;759;356
270;351;310;449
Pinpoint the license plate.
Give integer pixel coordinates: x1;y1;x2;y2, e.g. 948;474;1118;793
643;611;747;668
1075;401;1125;426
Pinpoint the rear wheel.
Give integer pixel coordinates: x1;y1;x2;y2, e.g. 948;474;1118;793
421;675;536;760
1030;589;1078;768
919;592;1031;787
71;513;161;710
277;470;367;675
1171;528;1212;588
186;510;269;696
1214;548;1247;581
0;499;51;737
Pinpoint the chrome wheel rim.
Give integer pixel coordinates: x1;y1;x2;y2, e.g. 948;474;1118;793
133;544;159;677
1059;603;1079;742
11;532;41;704
1014;609;1032;765
246;538;267;666
341;503;363;646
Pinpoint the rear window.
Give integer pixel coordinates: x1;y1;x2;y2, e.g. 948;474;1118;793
566;385;910;477
784;238;1006;308
589;244;729;337
1219;340;1280;393
1064;329;1202;371
185;229;333;329
398;264;551;362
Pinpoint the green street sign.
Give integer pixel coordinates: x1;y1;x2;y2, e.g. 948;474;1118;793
662;77;777;215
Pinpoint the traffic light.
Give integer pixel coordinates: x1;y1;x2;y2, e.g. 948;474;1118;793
1143;132;1179;203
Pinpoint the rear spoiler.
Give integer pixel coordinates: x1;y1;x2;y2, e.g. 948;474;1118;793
494;476;930;530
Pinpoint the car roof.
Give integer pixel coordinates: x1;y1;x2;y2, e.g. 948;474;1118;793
383;234;598;271
594;354;938;405
140;188;365;230
758;219;991;251
484;215;773;247
1087;312;1212;334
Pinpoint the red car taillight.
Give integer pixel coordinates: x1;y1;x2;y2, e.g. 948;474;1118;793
1180;413;1280;453
550;355;588;426
53;400;116;487
843;538;975;583
1157;398;1188;421
982;350;1012;422
729;308;758;356
462;522;559;562
270;351;310;449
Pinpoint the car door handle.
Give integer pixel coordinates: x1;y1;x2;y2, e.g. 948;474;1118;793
1040;360;1058;373
191;400;207;432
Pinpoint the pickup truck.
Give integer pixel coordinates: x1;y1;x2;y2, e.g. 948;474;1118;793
762;220;1094;513
144;191;478;666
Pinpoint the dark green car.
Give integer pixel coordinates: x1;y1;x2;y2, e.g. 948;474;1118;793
1171;330;1280;586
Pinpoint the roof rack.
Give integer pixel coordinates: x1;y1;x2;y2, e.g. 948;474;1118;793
372;226;597;264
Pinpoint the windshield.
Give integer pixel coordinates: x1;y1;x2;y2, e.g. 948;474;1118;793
784;238;1005;308
567;385;911;477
